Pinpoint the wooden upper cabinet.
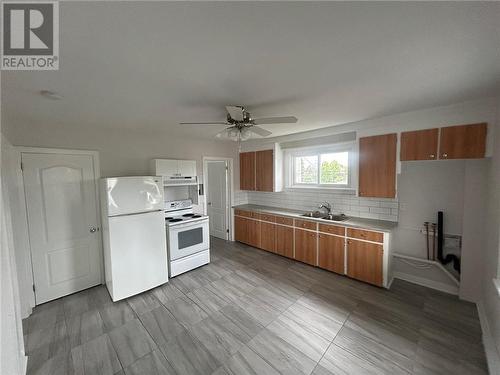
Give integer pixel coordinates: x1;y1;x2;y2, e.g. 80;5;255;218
260;222;276;253
358;134;397;198
240;149;274;191
256;150;274;192
239;152;256;190
400;128;439;161
347;239;383;286
439;123;487;159
294;229;317;266
318;233;345;274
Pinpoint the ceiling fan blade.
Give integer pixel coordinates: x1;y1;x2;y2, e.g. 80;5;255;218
253;116;298;125
225;105;244;122
179;122;228;125
249;126;272;137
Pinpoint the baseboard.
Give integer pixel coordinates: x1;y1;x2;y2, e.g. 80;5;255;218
387;276;395;289
21;352;27;375
477;300;500;375
392;271;459;295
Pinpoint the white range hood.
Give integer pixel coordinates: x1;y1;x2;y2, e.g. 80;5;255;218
150;159;198;186
163;175;197;186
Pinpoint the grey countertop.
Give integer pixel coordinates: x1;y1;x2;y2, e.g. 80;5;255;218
233;204;398;233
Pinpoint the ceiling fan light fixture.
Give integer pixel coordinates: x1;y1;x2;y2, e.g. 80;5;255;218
228;128;239;138
240;127;252;141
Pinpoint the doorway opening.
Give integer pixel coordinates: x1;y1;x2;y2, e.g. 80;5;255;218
203;157;233;241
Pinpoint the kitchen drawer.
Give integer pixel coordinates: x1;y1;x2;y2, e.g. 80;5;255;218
259;213;276;222
294;219;317;231
234;210;252;217
234;209;252;218
347;228;383;243
318;224;345;236
250;211;261;219
275;216;293;226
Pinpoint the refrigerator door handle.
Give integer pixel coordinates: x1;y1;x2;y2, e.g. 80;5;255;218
108;209;163;218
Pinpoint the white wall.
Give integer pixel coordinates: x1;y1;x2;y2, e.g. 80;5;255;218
480;97;500;374
1;135;34;318
3;124;239;182
1;133;27;375
460;159;488;302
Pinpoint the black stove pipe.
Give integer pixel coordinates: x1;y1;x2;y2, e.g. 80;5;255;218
437;212;444;260
437;211;461;273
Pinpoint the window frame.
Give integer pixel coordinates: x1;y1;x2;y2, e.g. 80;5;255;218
285;143;357;190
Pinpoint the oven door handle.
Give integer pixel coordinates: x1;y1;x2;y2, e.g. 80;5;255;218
170;220;208;230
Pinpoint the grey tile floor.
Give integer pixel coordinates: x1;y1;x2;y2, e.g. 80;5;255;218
24;237;487;375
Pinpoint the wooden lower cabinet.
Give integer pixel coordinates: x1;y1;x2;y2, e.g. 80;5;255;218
247;219;261;248
318;234;345;274
275;225;294;258
294;229;317;266
347;239;383;286
235;216;261;248
260;222;276;253
234;216;248;244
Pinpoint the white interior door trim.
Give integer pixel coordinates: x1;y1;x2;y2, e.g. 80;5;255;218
16;147;103;306
202;156;234;241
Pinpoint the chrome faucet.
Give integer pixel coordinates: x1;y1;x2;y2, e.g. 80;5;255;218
318;202;332;214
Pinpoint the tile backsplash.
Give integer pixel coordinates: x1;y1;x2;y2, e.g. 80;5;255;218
234;190;399;222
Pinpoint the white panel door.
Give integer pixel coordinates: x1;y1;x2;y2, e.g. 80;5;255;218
22;153;101;304
103;176;163;216
207;161;227;239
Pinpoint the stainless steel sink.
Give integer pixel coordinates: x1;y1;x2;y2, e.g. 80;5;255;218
301;212;349;221
301;211;324;218
322;214;349;222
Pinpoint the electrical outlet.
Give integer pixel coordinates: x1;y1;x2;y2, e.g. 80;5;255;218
444;235;461;250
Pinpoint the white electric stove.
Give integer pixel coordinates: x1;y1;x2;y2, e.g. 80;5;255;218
165;199;210;277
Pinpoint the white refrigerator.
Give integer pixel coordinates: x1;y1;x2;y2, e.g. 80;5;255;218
100;176;168;301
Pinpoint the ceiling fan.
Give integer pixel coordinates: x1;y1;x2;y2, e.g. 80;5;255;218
180;105;297;142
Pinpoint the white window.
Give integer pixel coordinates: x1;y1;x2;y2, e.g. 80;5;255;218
286;144;355;189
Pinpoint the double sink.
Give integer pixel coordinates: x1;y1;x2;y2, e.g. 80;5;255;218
301;211;349;222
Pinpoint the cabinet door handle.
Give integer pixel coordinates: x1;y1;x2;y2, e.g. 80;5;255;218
429;154;435;158
442;153;448;158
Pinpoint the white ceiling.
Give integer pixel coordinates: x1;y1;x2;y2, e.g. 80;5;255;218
3;2;500;139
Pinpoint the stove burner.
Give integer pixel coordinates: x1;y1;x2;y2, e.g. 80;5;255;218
192;215;202;218
182;213;195;217
169;218;183;223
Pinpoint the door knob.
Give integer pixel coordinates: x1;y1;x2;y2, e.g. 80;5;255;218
90;227;97;233
207;202;212;206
